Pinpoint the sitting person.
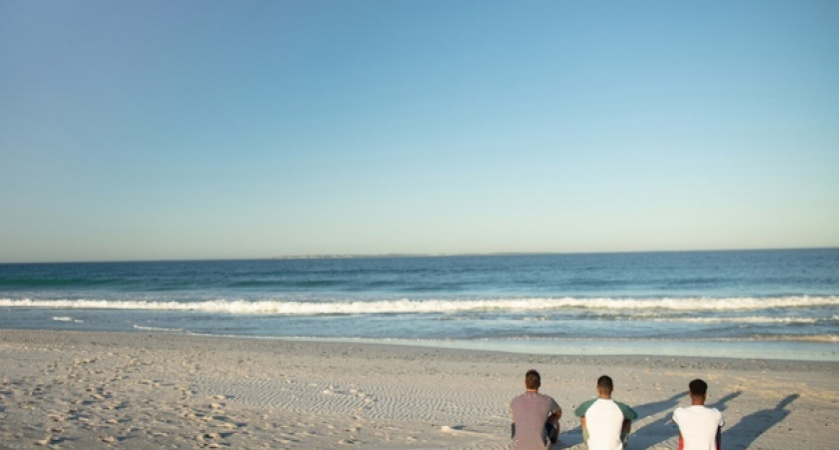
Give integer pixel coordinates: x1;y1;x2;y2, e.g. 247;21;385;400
673;379;724;450
510;369;562;449
574;375;637;450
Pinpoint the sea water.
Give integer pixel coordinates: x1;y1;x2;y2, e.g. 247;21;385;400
0;249;836;361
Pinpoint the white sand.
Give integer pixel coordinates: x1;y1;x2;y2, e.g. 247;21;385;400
0;330;836;449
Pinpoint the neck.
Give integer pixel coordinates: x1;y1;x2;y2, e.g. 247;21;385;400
691;396;706;406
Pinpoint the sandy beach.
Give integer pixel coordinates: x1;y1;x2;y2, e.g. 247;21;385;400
0;330;836;449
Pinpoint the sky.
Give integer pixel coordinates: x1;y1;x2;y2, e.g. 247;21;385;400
1;1;837;263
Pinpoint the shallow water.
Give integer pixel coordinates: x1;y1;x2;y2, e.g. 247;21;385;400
1;249;837;360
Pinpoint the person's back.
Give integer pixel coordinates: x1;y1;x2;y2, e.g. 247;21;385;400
673;405;723;450
510;369;562;450
578;398;625;449
511;391;556;449
673;379;724;450
575;375;637;450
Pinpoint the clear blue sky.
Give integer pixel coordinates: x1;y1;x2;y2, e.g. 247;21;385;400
1;1;837;262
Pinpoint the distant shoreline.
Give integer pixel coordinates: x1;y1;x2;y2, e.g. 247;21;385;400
3;246;836;265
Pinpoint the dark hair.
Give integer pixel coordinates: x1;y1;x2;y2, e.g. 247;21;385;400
689;379;708;396
597;375;613;392
525;369;541;389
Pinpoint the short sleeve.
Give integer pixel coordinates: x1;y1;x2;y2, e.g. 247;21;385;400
574;398;597;417
672;408;683;425
549;397;561;414
617;401;637;420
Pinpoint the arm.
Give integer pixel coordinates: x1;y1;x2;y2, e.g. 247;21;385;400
617;402;638;421
575;398;595;441
546;406;562;444
674;410;684;450
617;403;636;445
548;407;561;425
619;418;632;447
622;418;632;435
548;398;562;426
509;401;515;438
574;398;595;418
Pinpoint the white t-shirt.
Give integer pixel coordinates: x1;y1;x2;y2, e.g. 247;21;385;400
673;405;724;450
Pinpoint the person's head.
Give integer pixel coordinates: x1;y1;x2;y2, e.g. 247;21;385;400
525;369;541;390
688;379;708;400
597;375;614;396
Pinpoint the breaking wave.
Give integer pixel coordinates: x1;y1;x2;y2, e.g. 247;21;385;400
1;295;836;315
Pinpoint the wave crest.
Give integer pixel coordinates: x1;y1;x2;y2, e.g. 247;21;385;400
0;295;836;315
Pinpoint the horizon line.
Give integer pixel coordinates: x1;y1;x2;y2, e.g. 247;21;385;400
1;246;836;265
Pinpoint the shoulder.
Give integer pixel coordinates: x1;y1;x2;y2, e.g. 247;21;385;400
695;405;723;417
615;401;638;420
674;406;724;421
535;393;561;411
545;395;561;412
574;398;598;417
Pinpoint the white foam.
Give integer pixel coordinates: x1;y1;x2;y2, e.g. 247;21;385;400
651;315;838;324
1;295;836;315
52;316;84;323
132;324;184;332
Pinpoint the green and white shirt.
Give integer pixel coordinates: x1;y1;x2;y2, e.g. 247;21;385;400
575;398;637;450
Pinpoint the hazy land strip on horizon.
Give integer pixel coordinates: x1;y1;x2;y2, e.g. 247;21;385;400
2;246;837;265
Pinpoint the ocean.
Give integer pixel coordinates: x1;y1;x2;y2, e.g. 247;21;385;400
0;249;837;361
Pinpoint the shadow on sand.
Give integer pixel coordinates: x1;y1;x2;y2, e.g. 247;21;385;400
622;391;687;448
629;390;741;449
555;391;743;449
711;391;743;412
721;394;798;449
555;392;687;449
